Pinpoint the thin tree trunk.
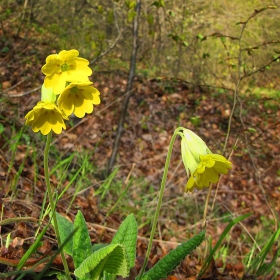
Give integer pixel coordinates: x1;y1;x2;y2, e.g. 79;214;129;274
107;0;141;174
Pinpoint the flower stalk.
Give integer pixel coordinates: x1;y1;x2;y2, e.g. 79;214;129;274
44;133;71;280
139;127;181;279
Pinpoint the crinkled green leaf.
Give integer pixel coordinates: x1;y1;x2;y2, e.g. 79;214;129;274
111;213;137;268
141;231;205;280
74;244;130;279
73;210;93;269
56;212;73;256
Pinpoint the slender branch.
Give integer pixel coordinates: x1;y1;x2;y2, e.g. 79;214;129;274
0;78;30;95
241;40;280;51
89;30;123;65
107;0;141;174
2;86;41;97
222;8;250;155
241;55;280;80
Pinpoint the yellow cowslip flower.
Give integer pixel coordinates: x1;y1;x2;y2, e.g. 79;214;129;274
57;81;100;118
181;129;212;177
180;128;232;192
41;49;92;95
25;101;68;135
185;154;232;192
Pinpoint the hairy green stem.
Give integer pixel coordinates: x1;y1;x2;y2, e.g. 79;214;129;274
139;127;182;279
202;183;213;230
44;133;71;279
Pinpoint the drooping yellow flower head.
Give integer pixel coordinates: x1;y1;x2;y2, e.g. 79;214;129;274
186;154;232;192
25;101;68;135
179;128;232;192
41;49;92;95
181;129;212;177
57;81;101;118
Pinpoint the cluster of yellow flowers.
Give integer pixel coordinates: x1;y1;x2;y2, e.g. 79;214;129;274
25;50;100;135
180;128;232;192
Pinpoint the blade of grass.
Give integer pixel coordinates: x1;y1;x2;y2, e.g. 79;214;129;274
17;222;50;270
198;213;251;278
245;227;280;276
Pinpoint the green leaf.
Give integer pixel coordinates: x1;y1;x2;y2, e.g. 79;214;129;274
168;10;175;17
220;36;226;43
107;10;114;24
0;123;4;134
151;0;165;7
97;5;103;14
129;0;136;9
74;244;130;279
93;243;108;252
73;210;93;269
111;213;137;268
56;212;73;256
202;53;210;59
127;9;137;22
247;127;257;133
141;231;205;280
146;14;154;25
197;34;204;40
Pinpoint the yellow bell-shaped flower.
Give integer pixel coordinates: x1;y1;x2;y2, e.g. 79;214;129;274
185;154;232;192
181;129;211;177
57;81;101;118
180;128;232;192
25;101;68;135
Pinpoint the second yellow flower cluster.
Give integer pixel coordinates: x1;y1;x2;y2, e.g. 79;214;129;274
25;50;100;135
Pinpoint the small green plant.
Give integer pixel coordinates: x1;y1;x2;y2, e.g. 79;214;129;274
55;210;205;280
190;115;201;127
244;228;280;279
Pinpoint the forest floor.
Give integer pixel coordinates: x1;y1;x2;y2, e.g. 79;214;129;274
0;33;280;279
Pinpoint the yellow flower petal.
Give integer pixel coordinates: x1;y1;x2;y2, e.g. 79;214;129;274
41;54;61;76
57;82;100;118
181;129;212;177
25;101;67;135
185;154;232;192
41;50;92;94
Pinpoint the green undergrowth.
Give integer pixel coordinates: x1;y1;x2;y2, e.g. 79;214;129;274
0;86;279;278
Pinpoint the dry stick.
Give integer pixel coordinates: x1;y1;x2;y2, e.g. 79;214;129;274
0;78;30;95
2;86;41;97
107;0;141;174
